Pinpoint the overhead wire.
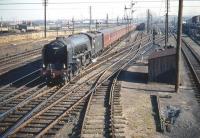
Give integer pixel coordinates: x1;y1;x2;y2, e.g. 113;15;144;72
0;0;199;5
0;5;199;11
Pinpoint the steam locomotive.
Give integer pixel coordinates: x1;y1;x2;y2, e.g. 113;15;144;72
41;25;136;84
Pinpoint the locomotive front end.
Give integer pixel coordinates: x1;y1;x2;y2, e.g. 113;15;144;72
41;39;68;84
42;63;67;80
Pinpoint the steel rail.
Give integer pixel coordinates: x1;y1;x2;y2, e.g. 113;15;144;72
1;34;164;137
5;57;122;137
98;35;150;63
76;35;150;81
173;34;200;88
0;82;45;105
0;69;40;90
0;34;139;137
80;37;152;137
0;40;134;137
181;39;200;87
0;76;41;102
0;48;41;64
110;38;155;137
0;86;59;138
80;35;164;137
8;35;148;138
0;56;41;75
0;84;46;120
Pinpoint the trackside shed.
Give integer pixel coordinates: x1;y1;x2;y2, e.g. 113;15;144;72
148;48;176;84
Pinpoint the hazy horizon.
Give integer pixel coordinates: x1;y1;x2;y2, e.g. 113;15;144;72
0;0;200;21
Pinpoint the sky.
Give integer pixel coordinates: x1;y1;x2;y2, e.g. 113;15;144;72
0;0;200;21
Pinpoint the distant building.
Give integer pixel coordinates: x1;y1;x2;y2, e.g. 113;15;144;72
148;48;176;84
18;24;35;32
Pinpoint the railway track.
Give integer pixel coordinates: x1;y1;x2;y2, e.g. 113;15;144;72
110;76;125;137
19;43;144;138
81;32;149;75
0;48;41;65
80;35;163;138
0;82;47;119
0;32;153;137
81;78;114;137
0;69;40;88
0;70;45;113
189;35;200;46
0;31;140;76
173;34;200;102
80;37;153;137
0;31;147;120
181;38;200;89
0;48;42;75
0;37;53;70
0;33;165;137
172;34;200;87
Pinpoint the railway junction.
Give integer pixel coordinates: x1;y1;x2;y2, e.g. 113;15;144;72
0;0;200;138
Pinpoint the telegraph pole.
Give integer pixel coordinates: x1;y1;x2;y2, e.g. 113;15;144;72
0;16;2;33
117;16;119;26
131;10;135;24
95;20;98;31
43;0;47;38
124;2;135;33
126;15;129;33
89;6;92;31
151;14;153;33
165;14;166;46
124;6;129;33
106;14;109;27
165;0;169;46
147;9;150;34
72;17;74;34
56;21;58;37
175;0;183;92
167;0;169;42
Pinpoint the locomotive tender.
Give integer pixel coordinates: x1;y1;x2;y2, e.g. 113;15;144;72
41;25;136;84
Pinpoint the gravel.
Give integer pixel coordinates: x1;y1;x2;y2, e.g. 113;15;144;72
120;44;200;138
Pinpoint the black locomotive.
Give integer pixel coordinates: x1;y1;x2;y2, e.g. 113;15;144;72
41;25;136;84
42;32;103;84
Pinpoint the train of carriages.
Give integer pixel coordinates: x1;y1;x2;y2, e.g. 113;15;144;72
41;25;136;84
